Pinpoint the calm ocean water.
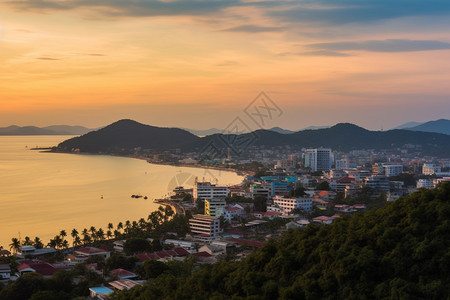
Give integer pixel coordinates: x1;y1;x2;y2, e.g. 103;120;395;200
0;136;243;248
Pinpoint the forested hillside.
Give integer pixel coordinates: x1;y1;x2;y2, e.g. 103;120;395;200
112;183;450;300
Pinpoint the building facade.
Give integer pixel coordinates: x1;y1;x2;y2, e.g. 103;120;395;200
304;148;332;172
189;214;221;237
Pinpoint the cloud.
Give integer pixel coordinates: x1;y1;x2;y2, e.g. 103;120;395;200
269;0;450;26
308;39;450;53
220;25;284;33
36;57;62;60
4;0;243;17
215;60;240;67
281;50;352;57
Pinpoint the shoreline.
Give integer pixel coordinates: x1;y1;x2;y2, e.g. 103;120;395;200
51;149;250;178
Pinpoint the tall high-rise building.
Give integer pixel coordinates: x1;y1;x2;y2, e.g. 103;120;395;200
304;148;332;172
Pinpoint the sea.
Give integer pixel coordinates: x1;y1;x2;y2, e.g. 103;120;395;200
0;136;243;248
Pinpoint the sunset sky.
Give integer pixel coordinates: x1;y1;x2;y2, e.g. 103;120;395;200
1;0;449;130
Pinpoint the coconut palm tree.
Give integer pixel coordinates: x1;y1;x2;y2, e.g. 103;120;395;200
117;222;123;232
96;228;105;241
82;228;90;245
33;237;43;249
106;230;113;240
22;236;33;246
60;230;67;239
108;223;114;231
113;230;120;239
9;238;21;254
89;226;97;240
73;236;82;247
62;240;69;249
71;228;79;247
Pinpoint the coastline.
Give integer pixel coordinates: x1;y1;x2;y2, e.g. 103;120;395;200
50;149;250;178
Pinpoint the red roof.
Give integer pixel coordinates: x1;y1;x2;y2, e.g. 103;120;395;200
318;191;329;196
337;176;355;182
75;247;107;255
227;238;265;248
18;262;57;276
110;268;137;279
135;247;189;262
192;251;212;257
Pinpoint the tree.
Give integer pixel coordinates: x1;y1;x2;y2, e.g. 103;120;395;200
9;238;21;254
33;237;43;249
316;181;331;191
71;229;79;247
123;238;151;256
22;236;33;246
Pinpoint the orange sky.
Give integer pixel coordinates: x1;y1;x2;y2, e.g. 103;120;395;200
0;1;449;130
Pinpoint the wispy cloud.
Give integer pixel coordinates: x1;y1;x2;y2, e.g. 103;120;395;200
36;57;62;60
308;39;450;53
281;50;353;57
220;25;283;33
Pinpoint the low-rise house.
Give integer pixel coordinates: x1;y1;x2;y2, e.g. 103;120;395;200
16;246;56;258
0;264;11;280
74;247;110;259
164;239;196;251
109;279;145;291
113;240;126;252
135;247;189;263
223;204;245;221
313;214;340;224
17;261;67;278
89;286;114;299
253;211;282;220
198;244;226;256
109;268;138;280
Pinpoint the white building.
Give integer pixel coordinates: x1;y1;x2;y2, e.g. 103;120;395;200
417;179;434;189
193;182;229;202
304;148;332;172
0;264;11;280
383;165;403;177
250;183;271;199
205;198;226;217
189;214;221;237
223;204;245;221
272;196;312;214
335;159;349;170
423;163;441;175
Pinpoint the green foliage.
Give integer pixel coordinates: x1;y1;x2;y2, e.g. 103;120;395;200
389;173;417;187
105;254;139;273
316;181;330;191
123;237;151;255
288;187;306;198
112;183;450;299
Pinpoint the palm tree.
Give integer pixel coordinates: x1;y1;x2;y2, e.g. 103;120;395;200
60;230;67;239
117;222;123;232
82;228;90;245
113;230;120;239
96;228;105;241
108;223;114;231
106;230;113;240
9;238;21;254
22;236;33;246
62;240;69;249
33;237;43;249
73;236;82;247
138;218;147;230
89;226;97;241
71;228;79;247
124;220;131;235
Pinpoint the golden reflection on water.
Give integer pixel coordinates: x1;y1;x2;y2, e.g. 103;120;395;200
0;136;243;248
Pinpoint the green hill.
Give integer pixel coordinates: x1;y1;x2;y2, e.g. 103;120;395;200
112;183;450;300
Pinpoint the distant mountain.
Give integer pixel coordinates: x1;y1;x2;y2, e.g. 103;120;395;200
183;128;223;136
391;121;424;130
190;123;450;156
407;119;450;135
57;120;450;157
58;119;200;152
0;125;94;135
43;125;94;135
269;127;296;134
